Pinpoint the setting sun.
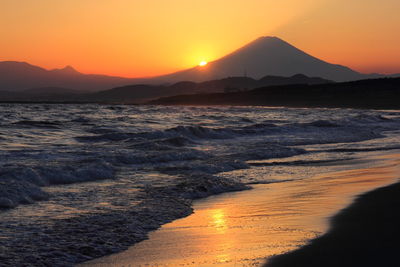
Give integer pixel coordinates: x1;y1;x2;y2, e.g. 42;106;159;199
199;61;208;67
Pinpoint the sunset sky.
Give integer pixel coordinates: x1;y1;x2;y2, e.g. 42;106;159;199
1;0;399;77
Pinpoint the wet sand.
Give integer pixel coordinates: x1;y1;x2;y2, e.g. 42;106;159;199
265;182;400;267
82;152;400;267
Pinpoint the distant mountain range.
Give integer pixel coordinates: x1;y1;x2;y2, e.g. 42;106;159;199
0;61;142;92
0;74;332;103
0;36;398;94
150;77;400;110
84;74;332;103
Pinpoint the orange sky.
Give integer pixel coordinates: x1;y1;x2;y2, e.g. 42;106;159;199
1;0;399;77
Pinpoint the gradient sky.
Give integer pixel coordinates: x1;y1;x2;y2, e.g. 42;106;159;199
1;0;399;77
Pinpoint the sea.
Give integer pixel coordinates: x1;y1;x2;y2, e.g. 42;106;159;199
1;104;400;266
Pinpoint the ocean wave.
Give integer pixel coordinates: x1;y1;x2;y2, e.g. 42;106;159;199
74;114;397;147
132;136;197;149
249;158;354;167
147;173;250;200
0;179;50;209
2;104;400;266
0;160;115;209
114;150;209;165
232;145;306;161
156;159;250;175
303;120;339;127
324;145;400;153
12;120;62;128
353;114;392;123
75;123;276;143
4;108;397;211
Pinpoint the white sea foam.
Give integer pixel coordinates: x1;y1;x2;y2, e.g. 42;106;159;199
1;106;399;210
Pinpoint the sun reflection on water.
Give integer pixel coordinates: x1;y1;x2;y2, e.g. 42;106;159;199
210;209;227;233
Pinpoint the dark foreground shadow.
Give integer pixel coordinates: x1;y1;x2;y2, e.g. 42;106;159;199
265;182;400;267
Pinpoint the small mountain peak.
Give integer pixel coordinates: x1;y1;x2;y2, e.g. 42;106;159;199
291;74;309;79
51;65;79;75
258;36;278;40
61;65;77;72
245;36;290;49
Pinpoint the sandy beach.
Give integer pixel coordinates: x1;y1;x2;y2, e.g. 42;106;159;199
265;182;400;267
81;151;400;266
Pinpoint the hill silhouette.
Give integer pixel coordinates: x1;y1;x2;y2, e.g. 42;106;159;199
3;75;400;110
0;73;331;103
150;77;400;109
3;74;329;103
0;61;144;92
85;74;332;103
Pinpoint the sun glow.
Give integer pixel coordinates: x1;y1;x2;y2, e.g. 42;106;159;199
199;61;208;67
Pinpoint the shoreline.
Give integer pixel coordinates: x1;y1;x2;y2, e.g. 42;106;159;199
265;181;400;267
82;152;400;266
0;175;248;267
1;101;400;111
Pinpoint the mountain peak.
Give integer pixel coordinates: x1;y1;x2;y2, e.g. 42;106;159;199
51;65;80;75
62;65;76;71
256;36;281;41
162;36;365;82
244;36;295;51
252;36;287;44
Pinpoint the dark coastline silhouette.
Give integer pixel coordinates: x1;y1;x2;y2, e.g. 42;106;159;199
150;77;400;109
0;74;332;103
264;182;400;267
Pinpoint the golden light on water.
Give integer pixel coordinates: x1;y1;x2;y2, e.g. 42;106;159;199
81;154;400;266
210;209;227;233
